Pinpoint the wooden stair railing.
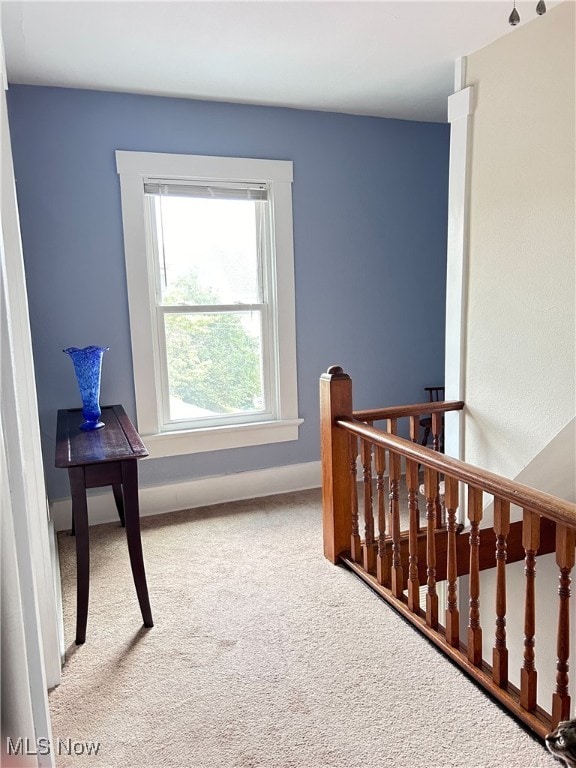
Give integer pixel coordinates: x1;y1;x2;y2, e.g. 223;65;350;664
320;366;576;740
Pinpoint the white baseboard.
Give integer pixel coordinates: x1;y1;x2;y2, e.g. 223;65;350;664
51;460;322;531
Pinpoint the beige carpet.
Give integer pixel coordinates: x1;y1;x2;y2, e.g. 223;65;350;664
49;489;553;768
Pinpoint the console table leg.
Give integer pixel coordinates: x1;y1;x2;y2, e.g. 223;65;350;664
69;467;90;645
112;483;126;527
121;460;153;628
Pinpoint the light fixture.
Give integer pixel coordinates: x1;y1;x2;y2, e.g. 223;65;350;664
509;1;548;26
508;1;520;25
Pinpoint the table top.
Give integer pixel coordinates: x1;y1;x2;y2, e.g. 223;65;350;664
55;405;148;468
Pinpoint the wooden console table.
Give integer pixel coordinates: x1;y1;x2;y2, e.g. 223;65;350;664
55;405;153;644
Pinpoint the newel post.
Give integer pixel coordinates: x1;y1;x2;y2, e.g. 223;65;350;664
320;366;353;564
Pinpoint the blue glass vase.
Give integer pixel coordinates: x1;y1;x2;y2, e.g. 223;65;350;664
63;346;109;430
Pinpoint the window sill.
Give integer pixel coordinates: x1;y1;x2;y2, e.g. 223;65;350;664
140;418;304;459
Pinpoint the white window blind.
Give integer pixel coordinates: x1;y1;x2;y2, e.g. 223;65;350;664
143;180;268;201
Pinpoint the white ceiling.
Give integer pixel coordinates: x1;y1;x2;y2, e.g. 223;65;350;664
1;1;562;123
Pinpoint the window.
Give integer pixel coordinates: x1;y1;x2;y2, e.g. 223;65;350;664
116;151;301;458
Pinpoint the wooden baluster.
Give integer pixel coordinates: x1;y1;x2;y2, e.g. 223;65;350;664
551;524;575;726
361;438;376;574
431;412;444;528
320;367;353;564
349;435;362;564
431;411;442;453
409;415;424;532
467;486;483;666
409;415;420;445
493;497;510;687
375;445;389;586
435;482;445;529
424;466;438;628
406;457;420;613
387;419;403;597
520;508;540;712
445;475;460;647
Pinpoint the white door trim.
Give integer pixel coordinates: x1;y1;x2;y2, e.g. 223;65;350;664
0;19;58;766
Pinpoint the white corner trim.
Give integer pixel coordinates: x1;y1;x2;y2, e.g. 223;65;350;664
50;460;321;532
454;57;467;93
448;86;474;124
445;69;475;478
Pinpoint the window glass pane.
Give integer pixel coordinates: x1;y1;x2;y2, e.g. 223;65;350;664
164;311;265;421
154;196;262;305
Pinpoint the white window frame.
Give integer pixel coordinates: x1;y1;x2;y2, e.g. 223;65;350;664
116;150;301;459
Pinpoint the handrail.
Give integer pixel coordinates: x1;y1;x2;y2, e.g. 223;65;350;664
353;400;464;422
320;368;576;738
337;417;576;528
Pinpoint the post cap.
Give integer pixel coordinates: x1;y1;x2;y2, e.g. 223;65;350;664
320;365;350;381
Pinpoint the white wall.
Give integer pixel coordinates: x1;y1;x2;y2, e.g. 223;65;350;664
463;1;575;480
459;1;576;714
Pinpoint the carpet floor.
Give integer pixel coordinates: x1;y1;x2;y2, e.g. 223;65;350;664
49;489;554;768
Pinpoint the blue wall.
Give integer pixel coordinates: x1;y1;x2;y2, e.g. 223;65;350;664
8;85;449;500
